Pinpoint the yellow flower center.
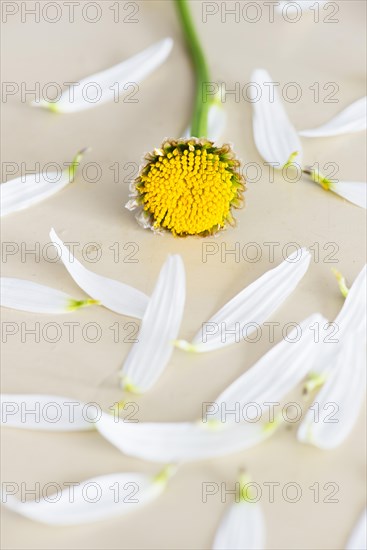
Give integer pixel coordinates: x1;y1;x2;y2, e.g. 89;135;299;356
135;140;244;236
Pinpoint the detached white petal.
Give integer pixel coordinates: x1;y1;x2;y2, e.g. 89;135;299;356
335;265;367;336
1;468;173;526
119;255;186;393
0;149;86;217
305;168;366;209
302;265;366;387
300;97;367;137
1;394;278;462
183;101;227;142
213;477;265;550
297;332;366;449
250;69;302;168
176;248;310;352
96;414;277;463
33;38;173;113
0;394;94;431
210;314;328;422
50;228;149;319
329;181;367;209
346;508;367;550
0;278;99;314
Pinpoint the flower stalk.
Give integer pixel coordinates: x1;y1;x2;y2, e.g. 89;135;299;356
175;0;210;138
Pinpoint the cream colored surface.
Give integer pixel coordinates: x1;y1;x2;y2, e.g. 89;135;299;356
1;1;366;548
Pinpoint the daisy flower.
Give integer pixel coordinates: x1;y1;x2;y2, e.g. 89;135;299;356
126;0;245;236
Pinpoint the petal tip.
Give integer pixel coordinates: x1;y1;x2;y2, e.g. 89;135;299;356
172;339;197;352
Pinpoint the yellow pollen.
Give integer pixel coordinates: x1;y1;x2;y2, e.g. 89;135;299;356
134;139;245;237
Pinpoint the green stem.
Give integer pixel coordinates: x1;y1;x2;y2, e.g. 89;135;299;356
175;0;210;138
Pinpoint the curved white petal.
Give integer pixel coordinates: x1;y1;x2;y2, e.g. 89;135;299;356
346;508;367;550
95;414;277;463
183;101;227;142
0;394;94;431
211;314;328;422
119;255;186;393
0;278;99;314
1;394;277;462
176;248;310;352
335;265;367;337
33;38;173;113
250;69;302;168
0;149;85;217
297;332;366;449
300;97;367;137
50;228;149;319
329;181;367;209
213;499;265;550
1;470;171;526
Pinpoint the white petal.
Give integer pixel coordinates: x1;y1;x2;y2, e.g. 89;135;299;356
335;265;367;336
49;228;149;319
211;314;328;422
213;500;265;550
0;277;98;314
300;97;367;137
95;414;276;463
297;332;366;449
330;181;367;209
183;102;227;142
176;248;310;352
119;255;186;392
0;394;94;431
207;102;227;142
1;471;170;526
0;149;85;217
33;38;173;113
346;508;367;550
250;69;302;168
1;394;277;462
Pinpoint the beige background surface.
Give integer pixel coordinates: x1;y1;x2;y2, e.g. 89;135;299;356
1;1;366;549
